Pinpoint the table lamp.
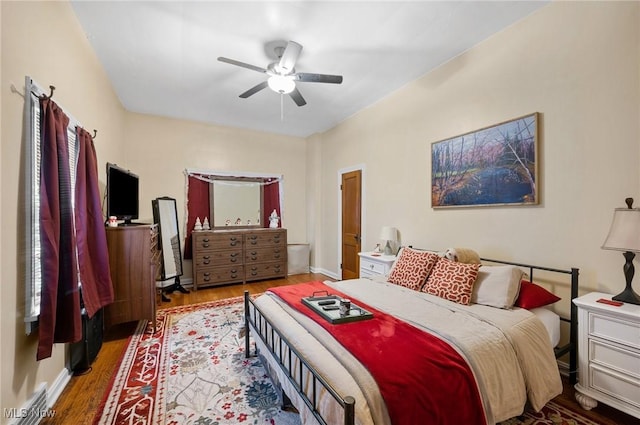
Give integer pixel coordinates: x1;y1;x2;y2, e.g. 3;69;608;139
379;226;398;256
601;197;640;305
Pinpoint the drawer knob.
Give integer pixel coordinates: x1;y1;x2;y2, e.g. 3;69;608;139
230;241;238;246
231;274;238;278
203;260;210;265
230;258;237;263
203;255;210;259
274;254;280;259
202;238;209;242
230;252;238;257
202;243;210;248
251;256;257;260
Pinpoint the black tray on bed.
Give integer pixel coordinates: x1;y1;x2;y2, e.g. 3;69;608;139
301;292;373;324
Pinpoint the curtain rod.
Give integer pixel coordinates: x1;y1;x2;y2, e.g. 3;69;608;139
26;77;98;140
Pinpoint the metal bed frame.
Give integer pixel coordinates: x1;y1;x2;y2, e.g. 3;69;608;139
244;258;579;425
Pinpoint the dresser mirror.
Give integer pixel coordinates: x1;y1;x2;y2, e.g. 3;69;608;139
152;197;183;279
210;177;263;228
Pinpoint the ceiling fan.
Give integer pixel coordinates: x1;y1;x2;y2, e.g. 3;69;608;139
217;40;343;107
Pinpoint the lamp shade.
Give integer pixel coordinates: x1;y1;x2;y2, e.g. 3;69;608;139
379;226;398;242
602;207;640;252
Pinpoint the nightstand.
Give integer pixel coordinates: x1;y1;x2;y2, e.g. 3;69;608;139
358;252;396;279
573;292;640;419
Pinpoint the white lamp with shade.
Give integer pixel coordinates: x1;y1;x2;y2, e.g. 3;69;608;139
379;226;398;256
601;197;640;305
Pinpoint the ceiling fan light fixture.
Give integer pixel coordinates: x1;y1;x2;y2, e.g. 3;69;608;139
267;75;295;94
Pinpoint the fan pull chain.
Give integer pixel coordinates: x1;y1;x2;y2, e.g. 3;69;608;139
280;93;284;121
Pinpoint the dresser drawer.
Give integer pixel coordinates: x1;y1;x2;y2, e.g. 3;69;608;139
193;233;243;250
196;265;244;285
246;262;286;281
245;247;286;263
194;249;242;267
589;338;640;379
590;363;640;409
245;231;286;247
360;258;387;275
589;312;640;350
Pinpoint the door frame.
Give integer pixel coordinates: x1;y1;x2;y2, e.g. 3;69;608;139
337;164;366;277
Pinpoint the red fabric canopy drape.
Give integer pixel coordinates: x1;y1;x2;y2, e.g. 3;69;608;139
184;175;210;259
262;178;281;228
37;98;81;360
184;174;282;258
74;127;114;317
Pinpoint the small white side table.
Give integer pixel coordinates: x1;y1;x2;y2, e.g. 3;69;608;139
358;252;396;279
573;292;640;419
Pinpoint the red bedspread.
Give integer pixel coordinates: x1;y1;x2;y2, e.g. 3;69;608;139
269;281;486;425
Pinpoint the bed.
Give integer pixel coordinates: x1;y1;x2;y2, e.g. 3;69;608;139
243;251;579;425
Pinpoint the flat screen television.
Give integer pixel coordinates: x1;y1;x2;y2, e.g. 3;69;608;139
106;163;139;225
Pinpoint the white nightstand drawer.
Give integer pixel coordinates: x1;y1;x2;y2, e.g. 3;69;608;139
361;258;386;275
360;269;378;279
589;312;640;350
590;339;640;379
590;364;640;409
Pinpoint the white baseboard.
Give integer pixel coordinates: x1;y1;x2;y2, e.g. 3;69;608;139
48;368;73;408
310;266;339;280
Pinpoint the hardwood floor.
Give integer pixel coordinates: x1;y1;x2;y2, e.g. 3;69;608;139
42;273;637;425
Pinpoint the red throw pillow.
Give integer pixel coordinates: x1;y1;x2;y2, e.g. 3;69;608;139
515;280;561;309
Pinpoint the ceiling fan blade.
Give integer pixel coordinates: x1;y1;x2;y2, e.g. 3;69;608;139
239;81;268;98
278;41;302;74
289;87;307;107
218;57;267;74
295;73;343;84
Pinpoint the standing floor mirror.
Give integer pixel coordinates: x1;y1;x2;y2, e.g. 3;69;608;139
152;197;187;300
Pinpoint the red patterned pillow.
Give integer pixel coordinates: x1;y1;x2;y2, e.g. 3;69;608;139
515;280;561;309
421;257;480;305
387;248;439;290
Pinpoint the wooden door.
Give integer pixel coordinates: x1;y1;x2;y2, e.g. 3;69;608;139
341;170;362;280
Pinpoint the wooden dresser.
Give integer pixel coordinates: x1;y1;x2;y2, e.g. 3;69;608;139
105;225;160;330
192;228;287;290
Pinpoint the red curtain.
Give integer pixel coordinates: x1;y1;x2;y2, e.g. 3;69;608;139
263;178;281;228
74;128;114;318
37;98;81;360
184;175;210;259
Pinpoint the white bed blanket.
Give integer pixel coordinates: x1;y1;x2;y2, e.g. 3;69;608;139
252;278;562;424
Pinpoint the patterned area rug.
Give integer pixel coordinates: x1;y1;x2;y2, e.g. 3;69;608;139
94;296;605;425
93;296;300;425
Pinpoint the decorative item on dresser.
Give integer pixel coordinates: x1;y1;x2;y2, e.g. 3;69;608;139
358;252;396;279
573;292;640;419
104;224;160;330
192;228;287;290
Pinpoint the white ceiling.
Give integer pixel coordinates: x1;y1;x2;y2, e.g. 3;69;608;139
70;1;548;138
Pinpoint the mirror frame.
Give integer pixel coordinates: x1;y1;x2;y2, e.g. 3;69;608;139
209;176;264;229
152;196;184;280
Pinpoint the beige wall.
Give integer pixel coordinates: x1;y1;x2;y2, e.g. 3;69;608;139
121;112;308;280
314;1;640;313
1;0;126;419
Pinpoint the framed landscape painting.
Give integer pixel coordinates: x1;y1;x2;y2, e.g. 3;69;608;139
431;113;539;208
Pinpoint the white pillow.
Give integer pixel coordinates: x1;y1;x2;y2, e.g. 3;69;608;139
471;265;524;309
